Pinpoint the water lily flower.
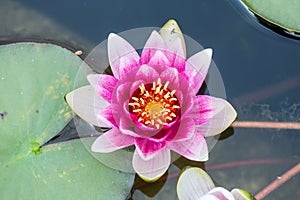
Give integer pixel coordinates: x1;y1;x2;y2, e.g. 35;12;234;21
66;20;237;181
177;167;255;200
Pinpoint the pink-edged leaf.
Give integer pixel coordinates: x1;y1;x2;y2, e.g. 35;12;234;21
91;128;134;152
133;148;170;182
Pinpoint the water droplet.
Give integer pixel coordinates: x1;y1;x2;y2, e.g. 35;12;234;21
32;58;35;62
20;91;24;95
1;77;4;80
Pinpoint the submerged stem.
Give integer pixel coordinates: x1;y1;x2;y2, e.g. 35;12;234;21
255;162;300;200
232;121;300;130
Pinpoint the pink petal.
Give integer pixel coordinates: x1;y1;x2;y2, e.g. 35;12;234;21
140;31;186;72
108;33;140;79
147;50;171;68
140;31;167;65
177;167;215;200
172;118;195;141
160;67;180;90
187;95;214;125
135;138;166;160
135;64;160;83
167;130;208;161
179;90;194;115
98;105;118;128
185;48;212;91
194;96;237;137
166;37;186;72
66;85;110;127
91;128;134;152
133;148;170;181
114;82;131;103
87;74;117;102
119;116;141;138
200;195;220;200
129;80;144;97
119;115;170;141
206;187;235;200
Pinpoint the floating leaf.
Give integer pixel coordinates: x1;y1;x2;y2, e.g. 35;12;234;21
241;0;300;32
0;42;134;199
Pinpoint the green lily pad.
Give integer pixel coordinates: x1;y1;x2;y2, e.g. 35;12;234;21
0;42;134;199
241;0;300;32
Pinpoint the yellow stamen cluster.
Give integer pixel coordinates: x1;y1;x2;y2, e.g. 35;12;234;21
129;78;180;129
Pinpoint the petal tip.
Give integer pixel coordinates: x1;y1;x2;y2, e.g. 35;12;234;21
228;102;238;123
138;173;164;182
149;30;163;42
205;48;213;57
91;142;98;152
160;19;182;35
65;91;73;105
108;33;117;40
86;74;97;85
231;188;255;200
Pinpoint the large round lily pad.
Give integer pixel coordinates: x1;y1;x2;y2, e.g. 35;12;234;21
241;0;300;32
0;43;134;199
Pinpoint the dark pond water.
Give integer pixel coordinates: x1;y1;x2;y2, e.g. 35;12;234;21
1;0;300;199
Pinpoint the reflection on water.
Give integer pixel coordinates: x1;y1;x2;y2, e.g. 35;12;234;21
1;0;299;199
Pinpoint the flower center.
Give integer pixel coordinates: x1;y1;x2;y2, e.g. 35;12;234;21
129;78;180;129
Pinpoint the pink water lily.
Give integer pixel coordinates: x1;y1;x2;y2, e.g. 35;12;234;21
177;167;254;200
66;21;236;181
